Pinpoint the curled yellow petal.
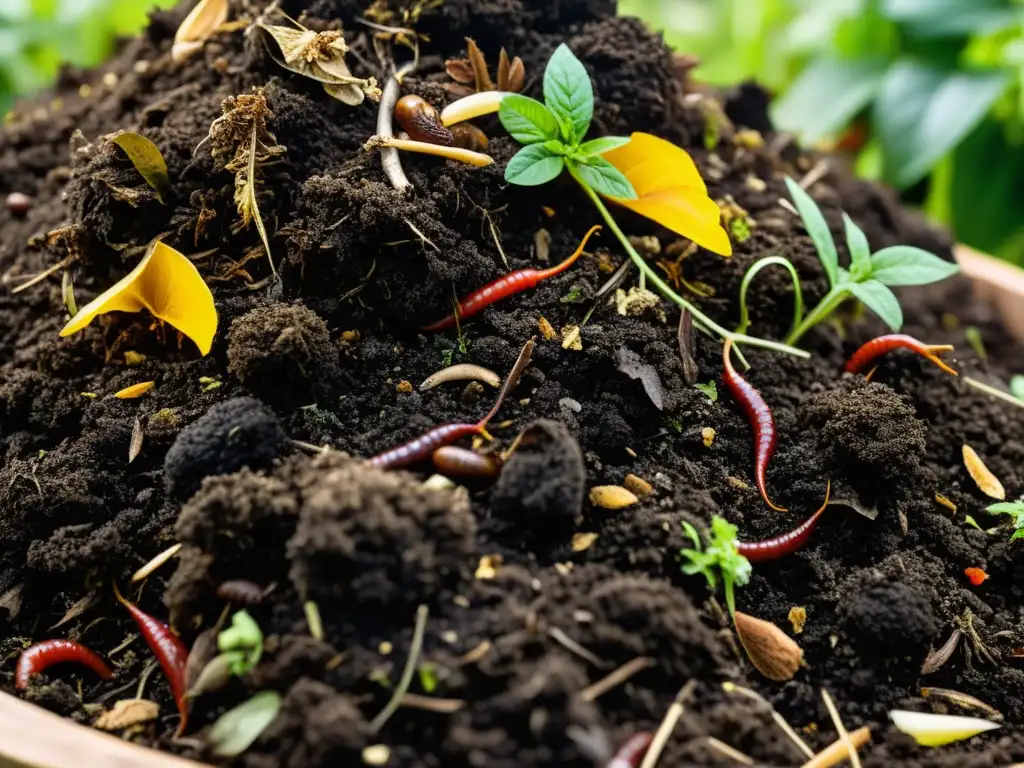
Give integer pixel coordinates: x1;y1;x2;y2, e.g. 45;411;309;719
60;241;218;356
962;444;1005;500
114;381;155;399
889;709;999;747
602;132;732;256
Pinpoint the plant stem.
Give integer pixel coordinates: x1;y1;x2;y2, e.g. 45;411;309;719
784;285;849;346
573;172;809;360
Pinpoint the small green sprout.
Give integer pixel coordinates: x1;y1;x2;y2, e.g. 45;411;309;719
738;178;960;345
986;501;1024;541
218;610;264;676
694;380;718;402
680;516;751;619
1010;375;1024;402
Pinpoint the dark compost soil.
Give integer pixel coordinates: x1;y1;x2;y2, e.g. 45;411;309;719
2;1;1024;766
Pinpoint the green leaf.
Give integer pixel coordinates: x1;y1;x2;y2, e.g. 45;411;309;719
574;136;631;157
874;60;1009;188
784;177;839;287
543;43;594;144
771;55;888;146
110;131;172;204
504;144;564;186
868;246;960;286
843;214;872;281
694;381;718;402
208;691;282;757
498;94;561;145
218;610;264;675
848;279;903;330
881;0;1016;37
1010;375;1024;402
963;514;983;531
569;157;636;200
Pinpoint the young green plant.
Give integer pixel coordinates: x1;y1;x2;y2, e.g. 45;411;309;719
680;516;751;619
986;501;1024;541
496;44;809;363
740;177;960;345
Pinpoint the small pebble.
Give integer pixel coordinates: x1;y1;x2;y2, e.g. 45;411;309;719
6;192;32;214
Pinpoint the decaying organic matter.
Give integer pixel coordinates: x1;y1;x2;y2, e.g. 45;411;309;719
2;0;1024;766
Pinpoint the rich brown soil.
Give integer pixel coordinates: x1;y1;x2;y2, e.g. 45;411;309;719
2;1;1024;766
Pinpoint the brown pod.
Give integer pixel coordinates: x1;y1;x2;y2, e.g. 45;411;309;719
394;95;454;146
449;123;489;153
432;446;501;479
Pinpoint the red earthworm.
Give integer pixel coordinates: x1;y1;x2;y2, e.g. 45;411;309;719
432;446;502;478
113;582;189;735
370;338;534;469
422;225;601;332
845;334;957;378
737;480;831;563
722;338;787;512
15;640;113;690
606;731;654;768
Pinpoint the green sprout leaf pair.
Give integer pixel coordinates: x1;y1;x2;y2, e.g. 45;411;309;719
987;501;1024;542
499;44;635;199
680;516;751;619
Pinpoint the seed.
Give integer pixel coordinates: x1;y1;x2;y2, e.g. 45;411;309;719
788;606;807;634
6;192;32;213
589;485;639;509
396;380;413;394
623;473;654;498
537;316;556;340
702;427;716;447
962;444;1005;500
734;611;803;682
572;532;598;552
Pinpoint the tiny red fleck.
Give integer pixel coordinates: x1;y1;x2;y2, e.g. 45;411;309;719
964;567;988;586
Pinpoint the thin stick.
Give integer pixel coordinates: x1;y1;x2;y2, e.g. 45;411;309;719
405;219;439;251
578;656;655;702
963;376;1024;411
723;682;814;759
801;726;871;768
370;604;428;732
399;693;465;713
548;627;608;668
287;438;331;454
820;689;862;768
134;659;159;700
706;737;754;765
368;136;494;167
639;679;696;768
798;159;830;190
9;258;70;293
377;61;416;194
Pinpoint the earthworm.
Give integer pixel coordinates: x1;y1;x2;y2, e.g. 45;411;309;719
422;226;601;332
370;338;534;469
845;334;957;378
420;363;500;390
15;640;113;690
216;580;269;605
722;338;787;512
737;481;831;562
394;95;454;146
432;446;502;478
113;582;189;735
606;732;654;768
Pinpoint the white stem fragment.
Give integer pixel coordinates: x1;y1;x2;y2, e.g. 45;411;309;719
378;62;415;194
420;364;501;390
440;90;512;126
132;543;183;582
366;136;494;167
889;710;1000;747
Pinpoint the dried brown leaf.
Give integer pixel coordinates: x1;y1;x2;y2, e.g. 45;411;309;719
445;58;475;84
616;346;665;410
0;583;23;619
50;592;98;630
466;38;493;92
962;444;1005;500
173;0;229;62
735;611;803;682
921;629;963;675
94;699;159;730
506;56;525;93
497;48;511;91
444;83;475;99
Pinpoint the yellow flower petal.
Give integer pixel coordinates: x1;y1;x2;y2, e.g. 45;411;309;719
602;132;732;256
889;709;999;747
60;241;218;355
114;381;155;399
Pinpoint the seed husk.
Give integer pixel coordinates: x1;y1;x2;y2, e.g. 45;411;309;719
623;474;654;498
962;444;1005;500
589;486;639;510
735;611;803;682
94;698;159;730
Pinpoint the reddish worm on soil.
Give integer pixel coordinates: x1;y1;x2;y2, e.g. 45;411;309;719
605;731;654;768
721;337;786;512
845;333;957;378
432;445;502;478
15;639;113;690
113;582;190;735
737;480;831;563
421;225;602;331
369;338;534;469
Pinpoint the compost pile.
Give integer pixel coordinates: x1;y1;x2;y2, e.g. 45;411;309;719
2;0;1024;766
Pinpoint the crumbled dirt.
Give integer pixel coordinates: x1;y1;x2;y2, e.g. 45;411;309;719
2;0;1024;766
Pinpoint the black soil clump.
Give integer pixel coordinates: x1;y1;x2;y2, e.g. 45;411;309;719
3;0;1024;766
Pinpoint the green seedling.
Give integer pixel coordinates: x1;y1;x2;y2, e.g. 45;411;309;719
680;516;751;619
986;501;1024;541
744;178;960;345
694;380;718;402
1010;375;1024;402
218;610;264;676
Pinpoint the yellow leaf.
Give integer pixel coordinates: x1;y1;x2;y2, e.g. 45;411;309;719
889;709;999;747
962;444;1005;500
60;241;218;356
114;381;155;399
603;132;732;256
110;132;172;204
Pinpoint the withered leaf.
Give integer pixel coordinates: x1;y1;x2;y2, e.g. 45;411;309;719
173;0;229;63
503;53;525;93
445;58;475;84
466;38;493;93
94;699;159;730
50;592;98;630
616;346;665;410
497;48;511;91
128;415;144;464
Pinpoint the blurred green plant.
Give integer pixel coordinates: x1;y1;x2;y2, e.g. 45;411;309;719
0;0;176;116
623;0;1024;266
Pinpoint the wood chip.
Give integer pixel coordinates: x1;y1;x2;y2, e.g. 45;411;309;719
94;699;159;731
589;486;639;510
962;444;1005;499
